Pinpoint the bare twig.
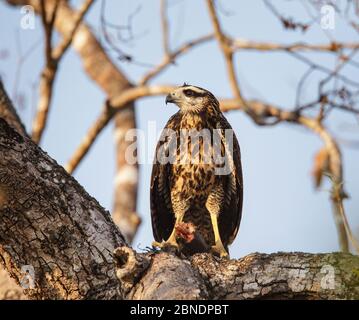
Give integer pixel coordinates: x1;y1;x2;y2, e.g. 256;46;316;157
99;1;153;67
12;31;41;108
231;39;359;52
287;50;359;88
32;0;60;143
206;0;242;100
300;117;349;252
160;0;170;56
224;96;351;252
65;85;176;174
139;34;213;85
39;0;59;63
206;0;278;126
65;101;115;174
52;0;94;60
32;0;94;143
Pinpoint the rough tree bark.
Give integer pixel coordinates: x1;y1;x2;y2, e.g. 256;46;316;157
0;115;126;299
1;82;359;300
0;81;27;299
1;79;125;300
115;248;359;300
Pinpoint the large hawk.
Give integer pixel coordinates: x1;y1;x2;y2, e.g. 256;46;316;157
150;84;243;257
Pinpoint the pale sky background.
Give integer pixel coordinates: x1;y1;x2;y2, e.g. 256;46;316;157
0;0;358;258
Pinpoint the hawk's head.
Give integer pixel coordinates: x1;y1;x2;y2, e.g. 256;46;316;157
165;84;219;113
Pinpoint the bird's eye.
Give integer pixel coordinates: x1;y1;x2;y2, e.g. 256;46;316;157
183;89;196;97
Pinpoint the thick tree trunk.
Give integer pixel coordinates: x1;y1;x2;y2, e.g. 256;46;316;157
1;81;126;300
0;115;126;299
0;82;27;299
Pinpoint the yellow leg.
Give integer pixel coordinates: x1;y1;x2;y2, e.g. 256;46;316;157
152;240;165;247
164;225;180;246
152;213;184;249
210;212;228;258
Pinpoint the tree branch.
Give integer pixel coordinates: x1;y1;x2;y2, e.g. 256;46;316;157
32;0;94;144
115;247;359;300
160;0;170;56
1;79;125;299
52;0;94;60
139;34;213;85
206;0;243;101
65;85;176;174
0;80;28;300
223;97;353;253
231;39;359;52
0;116;126;299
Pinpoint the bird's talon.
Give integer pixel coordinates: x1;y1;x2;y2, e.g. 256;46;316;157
152;240;179;253
152;240;165;248
211;245;229;259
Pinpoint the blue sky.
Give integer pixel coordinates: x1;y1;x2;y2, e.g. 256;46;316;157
0;0;358;258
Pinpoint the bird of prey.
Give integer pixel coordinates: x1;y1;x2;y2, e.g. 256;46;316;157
150;84;243;258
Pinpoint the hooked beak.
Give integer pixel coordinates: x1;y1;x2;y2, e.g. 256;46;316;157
165;93;175;105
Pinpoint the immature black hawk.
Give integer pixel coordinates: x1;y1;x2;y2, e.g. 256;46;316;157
150;84;243;258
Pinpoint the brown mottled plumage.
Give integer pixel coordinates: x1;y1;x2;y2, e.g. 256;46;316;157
150;84;243;258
